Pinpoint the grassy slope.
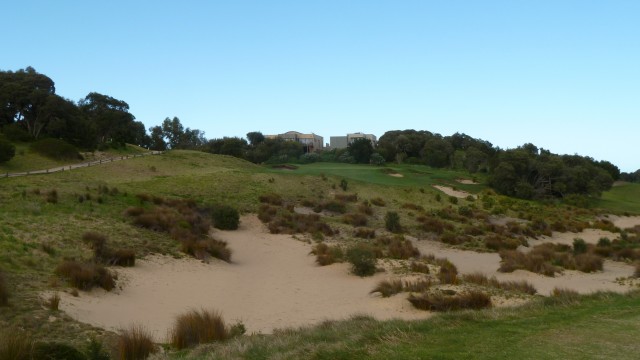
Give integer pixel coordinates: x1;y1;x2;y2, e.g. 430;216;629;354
185;292;640;360
594;182;640;215
1;151;638;356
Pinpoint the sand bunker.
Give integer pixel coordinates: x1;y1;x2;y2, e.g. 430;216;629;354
433;185;474;199
59;216;429;341
456;179;479;185
389;173;404;178
412;238;635;296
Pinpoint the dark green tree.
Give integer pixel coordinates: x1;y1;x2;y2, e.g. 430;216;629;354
0;138;16;163
79;92;136;146
246;131;265;147
347;138;374;164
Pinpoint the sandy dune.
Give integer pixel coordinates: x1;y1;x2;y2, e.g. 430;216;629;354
433;185;475;199
412;236;636;296
59;216;429;341
608;215;640;230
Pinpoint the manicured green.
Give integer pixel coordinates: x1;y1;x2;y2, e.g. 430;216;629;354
594;182;640;214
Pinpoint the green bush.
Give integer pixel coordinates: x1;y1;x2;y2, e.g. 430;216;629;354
32;342;87;360
572;238;588;255
30;138;82;161
0;138;16;163
210;205;240;230
385;211;402;233
346;245;377;277
85;337;110;360
1;124;32;142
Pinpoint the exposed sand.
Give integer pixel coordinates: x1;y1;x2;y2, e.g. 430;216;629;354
412;237;636;296
607;215;640;230
59;216;429;341
433;185;475;199
527;229;620;247
389;173;404;178
456;179;479;185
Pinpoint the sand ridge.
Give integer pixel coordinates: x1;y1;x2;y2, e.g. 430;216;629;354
433;185;475;199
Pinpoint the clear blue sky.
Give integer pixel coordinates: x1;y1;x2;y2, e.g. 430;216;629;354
3;1;639;171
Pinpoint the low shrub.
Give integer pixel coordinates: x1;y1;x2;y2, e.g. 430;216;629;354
354;227;376;239
55;260;115;291
118;325;156;360
410;261;430;274
574;253;603;272
376;235;420;259
346;245;377;277
408;290;491;311
343;213;368;227
46;189;58;204
462;272;536;295
112;249;136;267
258;204;278;222
85;337;110;360
484;234;523;251
546;287;580;305
321;200;347;214
401;203;424;211
0;270;8;306
259;193;283;206
403;279;432;293
572;238;588;255
30;138;82;160
358;202;373;215
370;279;404;298
124;207;145;217
209;204;240;230
182;238;232;262
32;342;86;360
385;211;402;233
437;260;458;285
170;309;228;349
311;243;344;266
0;330;32;360
335;193;358;202
370;197;386;207
418;216;454;235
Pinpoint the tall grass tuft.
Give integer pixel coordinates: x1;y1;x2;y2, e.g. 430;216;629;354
408;290;492;311
118;325;156;360
55;260;115;291
311;243;343;266
170;309;229;349
45;292;61;311
546;287;580;306
370;280;404;297
437;260;458;285
0;270;8;306
0;330;32;360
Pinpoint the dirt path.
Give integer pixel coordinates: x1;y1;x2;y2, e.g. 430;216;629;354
1;151;162;178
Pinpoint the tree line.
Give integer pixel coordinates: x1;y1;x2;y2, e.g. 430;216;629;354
2;67;634;199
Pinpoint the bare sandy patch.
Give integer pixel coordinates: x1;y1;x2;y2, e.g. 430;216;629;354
433;185;475;199
58;216;430;341
527;229;619;247
456;179;479;185
411;238;635;296
389;173;404;178
607;215;640;230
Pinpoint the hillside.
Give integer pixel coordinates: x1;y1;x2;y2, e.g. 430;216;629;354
0;150;639;359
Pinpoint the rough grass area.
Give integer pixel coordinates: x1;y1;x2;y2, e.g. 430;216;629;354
177;291;640;360
594;182;640;214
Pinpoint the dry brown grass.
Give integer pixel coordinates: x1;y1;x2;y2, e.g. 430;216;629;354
0;329;32;360
311;243;344;266
55;260;115;291
574;253;603;273
370;279;432;297
410;261;430;274
547;287;580;305
499;243;604;276
342;213;368;227
417;215;454;235
0;270;8;306
408;290;492;311
335;193;358;202
370;197;386;206
259;193;284;206
354;227;376;239
376;235;420;260
462;272;537;295
437;259;458;285
44;292;61;311
118;325;156;360
170;309;228;349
